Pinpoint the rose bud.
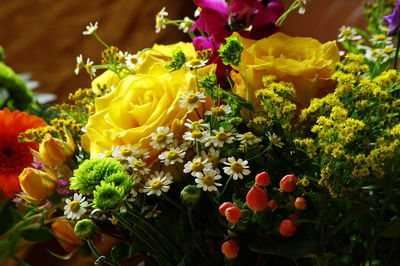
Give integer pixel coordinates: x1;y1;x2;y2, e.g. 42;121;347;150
268;199;277;210
219;202;234;216
279;219;297;237
255;171;270;187
294;197;307;210
19;167;58;202
221;240;239;259
246;186;268;211
36;129;75;167
279;174;297;192
51;219;81;253
225;206;241;223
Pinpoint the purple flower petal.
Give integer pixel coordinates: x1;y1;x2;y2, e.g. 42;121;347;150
384;0;400;36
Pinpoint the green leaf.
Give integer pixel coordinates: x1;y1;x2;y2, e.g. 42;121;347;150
0;240;12;261
110;243;129;263
0;201;17;235
248;235;318;259
21;227;53;242
379;217;400;238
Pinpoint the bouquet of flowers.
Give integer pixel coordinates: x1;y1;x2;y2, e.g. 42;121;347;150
2;0;400;265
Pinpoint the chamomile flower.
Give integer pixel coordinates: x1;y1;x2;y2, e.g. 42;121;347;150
131;147;150;159
64;193;89;220
179;17;193;33
337;26;362;42
75;55;84;75
206;127;235;148
237;132;262;145
195;169;222;192
125;53;143;70
155;7;168;33
150;127;174;149
183;129;209;143
158;147;186;166
184;157;213;177
179;91;206;111
201;147;225;168
267;132;284;148
185;58;208;69
194;7;201;17
83;22;98;35
96;146;119;158
85;58;96;78
143;171;173;196
223;157;250;180
184;119;209;130
205;105;232;119
369;34;392;45
128;157;150;175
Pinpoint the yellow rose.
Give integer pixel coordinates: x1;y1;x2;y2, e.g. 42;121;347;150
85;43;213;162
232;32;340;110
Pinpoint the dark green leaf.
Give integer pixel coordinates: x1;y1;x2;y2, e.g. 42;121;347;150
110;244;129;263
0;201;17;235
379;217;400;238
21;227;53;242
0;241;12;261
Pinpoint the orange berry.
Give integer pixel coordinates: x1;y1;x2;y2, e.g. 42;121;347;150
221;240;239;259
279;174;297;192
279;219;297;237
225;206;241;223
219;202;234;216
268;199;277;209
246;186;268;211
255;171;270;186
294;197;307;210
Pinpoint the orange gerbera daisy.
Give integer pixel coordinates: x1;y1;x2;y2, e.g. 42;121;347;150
0;108;45;197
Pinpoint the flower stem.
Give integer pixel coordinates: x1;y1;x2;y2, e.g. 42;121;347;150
93;32;110;49
394;29;400;69
218;175;233;198
275;1;301;26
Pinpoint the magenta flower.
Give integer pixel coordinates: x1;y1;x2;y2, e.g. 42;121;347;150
190;0;230;43
230;0;262;24
384;0;400;36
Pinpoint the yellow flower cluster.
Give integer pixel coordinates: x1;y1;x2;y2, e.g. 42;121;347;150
296;53;400;193
254;75;297;130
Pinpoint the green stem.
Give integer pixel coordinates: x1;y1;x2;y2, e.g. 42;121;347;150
87;239;117;266
187;207;208;260
1;214;43;240
393;29;400;70
275;1;301;26
93;32;110;48
218;175;233;198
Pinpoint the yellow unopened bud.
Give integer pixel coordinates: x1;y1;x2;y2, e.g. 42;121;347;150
38;129;75;167
18;167;58;202
51;219;81;253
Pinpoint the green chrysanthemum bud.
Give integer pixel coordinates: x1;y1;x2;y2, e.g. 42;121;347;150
165;48;186;71
70;158;125;195
0;46;4;61
180;185;201;206
93;181;125;210
74;219;96;240
218;36;244;66
104;172;133;195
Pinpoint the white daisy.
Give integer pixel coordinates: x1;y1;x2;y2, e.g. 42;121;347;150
337;26;362;43
83;22;98;35
150;127;174;149
128;157;150;175
185;58;208;69
237;132;262;145
195;169;222;192
85;58;96;78
183;157;212;177
194;7;201;17
179;91;206;111
266;132;284;148
223;157;251;180
179;17;193;33
131;147;150;159
155;7;168;33
158;147;186;166
64;193;89;220
74;55;84;75
205;105;232;119
184;119;209;130
125;53;143;70
183;129;209;143
143;171;173;196
201;147;225;168
206;127;235;148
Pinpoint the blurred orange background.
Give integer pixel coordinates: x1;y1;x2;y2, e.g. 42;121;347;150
0;0;364;265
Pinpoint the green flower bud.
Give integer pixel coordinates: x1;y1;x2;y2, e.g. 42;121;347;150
104;172;133;195
180;185;201;206
165;48;186;71
218;36;244;66
0;46;4;61
93;181;125;210
74;219;96;240
70;158;125;195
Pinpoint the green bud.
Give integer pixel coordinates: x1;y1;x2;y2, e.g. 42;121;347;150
165;48;186;71
74;219;96;240
0;46;4;61
218;36;243;66
70;158;125;195
93;181;125;210
180;185;201;206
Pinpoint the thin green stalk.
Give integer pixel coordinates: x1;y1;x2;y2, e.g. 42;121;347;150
93;32;110;48
87;239;117;266
187;207;208;260
275;1;301;26
393;29;400;69
218;175;233;198
1;214;43;240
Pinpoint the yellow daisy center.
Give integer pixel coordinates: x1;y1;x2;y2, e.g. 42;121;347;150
187;93;200;104
216;132;228;141
166;150;179;160
203;175;215;186
243;132;255;141
211;107;225;116
151;180;163;190
191;130;203;139
191;121;201;128
120;148;132;157
69;201;81;213
191;161;204;172
231;161;243;173
155;133;167;143
133;161;144;169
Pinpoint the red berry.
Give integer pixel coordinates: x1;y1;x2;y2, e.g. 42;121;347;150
221;240;239;259
219;202;234;216
268;199;277;209
246;186;268;211
225;206;241;223
279;174;297;192
279;219;297;237
288;213;300;228
294;197;307;210
255;171;271;187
